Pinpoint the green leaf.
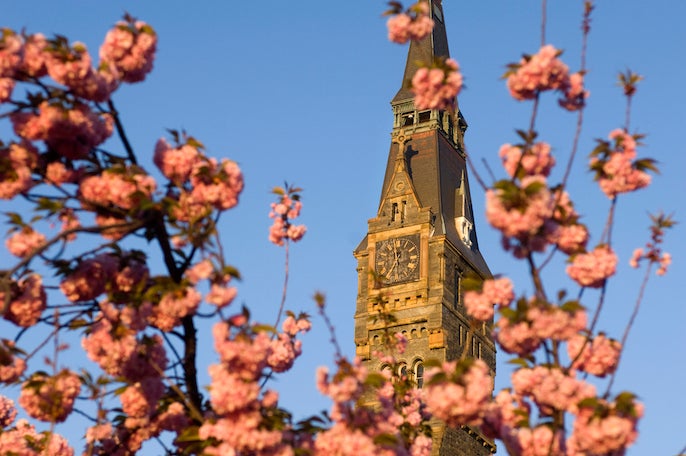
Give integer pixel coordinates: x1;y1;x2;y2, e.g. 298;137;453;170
5;212;24;226
176;426;201;443
462;276;483;292
634;158;659;173
560;300;585;313
508;358;530;368
68;318;89;329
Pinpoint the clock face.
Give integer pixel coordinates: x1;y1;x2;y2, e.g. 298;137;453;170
375;235;420;285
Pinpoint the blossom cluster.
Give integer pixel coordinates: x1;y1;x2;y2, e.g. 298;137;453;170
494;298;588;356
629;212;674;276
486;175;589;259
198;314;311;455
315;352;432;456
590;129;654;198
411;58;463;110
464;277;514;320
423;359;493;427
268;186;307;246
0;409;73;455
18;369;81;423
386;1;434;44
506;45;588;111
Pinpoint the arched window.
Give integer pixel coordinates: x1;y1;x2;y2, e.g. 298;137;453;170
414;361;424;389
399;363;408;379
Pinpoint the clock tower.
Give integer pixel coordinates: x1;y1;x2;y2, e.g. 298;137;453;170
353;0;496;454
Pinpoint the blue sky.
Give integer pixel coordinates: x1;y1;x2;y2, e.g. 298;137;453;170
2;1;685;454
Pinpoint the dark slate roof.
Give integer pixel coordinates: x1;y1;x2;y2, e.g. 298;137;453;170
377;132;490;275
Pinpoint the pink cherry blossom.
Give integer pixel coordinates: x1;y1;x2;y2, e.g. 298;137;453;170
185;259;214;284
501;425;566;456
559;71;589;111
268;334;302;373
45;40;93;87
99;300;151;333
2;273;46;328
5;227;46;258
424;359;493;426
207;363;260;414
79;165;156;211
507;45;570;101
553;223;589;255
100;18;157;83
629;247;643;268
567;333;621;377
568;398;642;455
269;190;307;246
18;369;81;422
19;33;48;77
174;157;243;219
485;177;554;241
527;304;587;342
11;101;113;159
0;419;73;455
148;286;201;331
60;253;118;302
0;395;17;427
464;277;514;321
387;2;434;44
212;322;271;380
0;141;38;199
119;377;164;418
411;58;462;110
112;258;149;296
656;252;671;276
0;30;23;78
592;129;652;198
45;162;77;185
499;141;555;178
81;317;137;377
282;315;311;337
206;283;238;308
82;317;167;381
85;423;113;444
495;317;542;356
481;389;531;440
313;423;377;455
0;339;27;383
72;63;120;102
566;245;618;288
0;77;14;103
316;359;367;404
511;366;596;415
153;138;201;185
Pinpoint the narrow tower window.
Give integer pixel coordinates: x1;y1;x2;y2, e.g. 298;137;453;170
414;361;424;389
454;267;463;308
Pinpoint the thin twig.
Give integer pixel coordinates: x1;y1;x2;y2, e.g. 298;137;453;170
605;262;652;396
273;241;290;332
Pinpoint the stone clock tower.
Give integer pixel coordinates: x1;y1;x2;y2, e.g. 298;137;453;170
353;0;496;454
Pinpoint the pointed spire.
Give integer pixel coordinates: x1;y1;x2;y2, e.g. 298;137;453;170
392;0;451;105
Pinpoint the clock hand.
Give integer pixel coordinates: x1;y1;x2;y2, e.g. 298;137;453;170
387;258;398;278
